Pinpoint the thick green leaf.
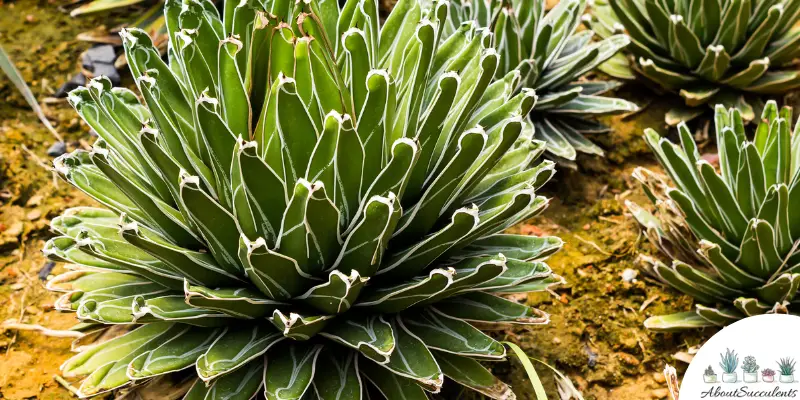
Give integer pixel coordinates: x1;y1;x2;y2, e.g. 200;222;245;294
433;351;513;400
238;235;316;301
179;173;242;276
381;316;443;392
320;314;395;364
361;358;428;400
433;292;548;325
127;326;221;379
196;323;283;381
264;342;322;400
297;269;368;314
451;234;563;262
270;310;333;340
333;194;401;277
184;281;285;319
356;268;455;313
312;347;362;400
187;359;265;400
402;308;505;359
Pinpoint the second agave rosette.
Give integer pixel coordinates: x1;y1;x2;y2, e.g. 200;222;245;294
629;101;800;330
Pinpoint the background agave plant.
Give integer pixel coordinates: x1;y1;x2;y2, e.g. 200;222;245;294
444;0;638;163
601;0;800;124
44;0;564;397
628;101;800;330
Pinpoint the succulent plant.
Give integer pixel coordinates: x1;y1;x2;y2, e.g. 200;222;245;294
705;365;716;376
444;0;638;163
628;101;800;330
743;356;759;373
720;349;739;374
763;368;777;377
44;0;564;398
600;0;800;124
779;358;797;375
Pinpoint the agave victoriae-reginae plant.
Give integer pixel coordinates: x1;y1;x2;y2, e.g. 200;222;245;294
444;0;639;163
603;0;800;123
45;0;565;397
627;101;800;330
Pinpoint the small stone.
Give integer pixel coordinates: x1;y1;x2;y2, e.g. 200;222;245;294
26;209;42;221
4;221;24;237
653;372;666;383
584;346;598;368
83;44;117;65
93;63;121;85
54;73;87;97
47;141;67;157
25;194;43;207
617;352;640;366
621;268;638;283
38;261;56;280
651;388;669;399
25;305;42;315
552;337;561;344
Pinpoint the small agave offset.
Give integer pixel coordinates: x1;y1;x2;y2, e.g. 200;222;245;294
445;0;638;163
603;0;800;123
628;101;800;331
45;0;564;398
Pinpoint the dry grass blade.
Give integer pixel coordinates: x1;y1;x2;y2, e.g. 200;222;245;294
69;0;147;16
0;44;63;142
1;320;85;338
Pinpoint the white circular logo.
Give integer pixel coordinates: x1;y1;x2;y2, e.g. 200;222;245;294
681;314;800;399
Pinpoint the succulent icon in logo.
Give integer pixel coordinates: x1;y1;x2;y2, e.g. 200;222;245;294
742;356;759;383
704;365;718;383
778;358;796;383
720;348;739;383
763;368;777;383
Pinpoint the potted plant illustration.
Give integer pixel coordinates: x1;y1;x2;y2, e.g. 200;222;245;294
779;358;796;383
704;366;718;383
720;349;739;383
763;369;777;383
743;356;759;383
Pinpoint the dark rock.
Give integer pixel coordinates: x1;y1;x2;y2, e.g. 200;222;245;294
46;141;66;156
92;62;121;85
55;44;120;98
38;261;55;280
54;72;86;98
83;44;117;66
584;344;599;368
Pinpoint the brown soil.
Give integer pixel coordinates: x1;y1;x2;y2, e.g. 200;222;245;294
0;1;741;399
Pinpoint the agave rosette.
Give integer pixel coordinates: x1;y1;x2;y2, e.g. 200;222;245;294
601;0;800;123
629;101;800;330
45;0;564;398
444;0;638;163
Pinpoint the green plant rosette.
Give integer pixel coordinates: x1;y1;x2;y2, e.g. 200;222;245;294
590;0;800;124
44;0;565;398
630;101;800;331
445;0;639;163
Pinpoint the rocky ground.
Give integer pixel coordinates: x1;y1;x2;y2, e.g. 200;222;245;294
4;1;794;399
